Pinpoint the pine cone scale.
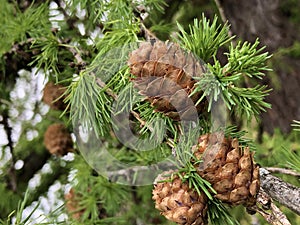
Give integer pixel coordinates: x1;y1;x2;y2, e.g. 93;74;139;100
152;171;208;225
194;133;260;206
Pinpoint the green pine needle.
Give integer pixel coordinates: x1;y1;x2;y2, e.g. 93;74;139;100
225;85;272;119
191;40;272;119
174;14;234;62
279;146;300;173
69;73;112;137
29;36;60;76
225;126;257;151
225;39;272;79
291;120;300;132
1;2;51;48
208;199;240;225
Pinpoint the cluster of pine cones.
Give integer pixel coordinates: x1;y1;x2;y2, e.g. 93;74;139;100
152;133;260;225
42;82;72;156
128;41;260;225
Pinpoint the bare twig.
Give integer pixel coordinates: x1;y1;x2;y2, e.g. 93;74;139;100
265;167;300;177
0;111;17;192
65;45;86;68
259;168;300;215
140;23;158;41
130;110;146;127
105;162;176;185
7;38;35;54
270;200;292;225
250;189;291;225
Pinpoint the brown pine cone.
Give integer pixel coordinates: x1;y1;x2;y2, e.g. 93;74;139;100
194;133;260;207
128;41;207;121
42;81;67;111
152;170;208;225
44;123;73;156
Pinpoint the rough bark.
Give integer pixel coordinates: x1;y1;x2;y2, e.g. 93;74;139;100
259;168;300;215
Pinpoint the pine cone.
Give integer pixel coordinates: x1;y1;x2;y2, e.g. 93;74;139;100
42;81;67;111
152;171;208;225
44;123;73;156
128;41;207;121
194;133;260;206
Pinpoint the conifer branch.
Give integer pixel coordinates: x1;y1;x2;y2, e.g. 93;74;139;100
3;2;295;223
94;76;150;128
259;168;300;216
95;77;117;99
175;15;234;62
1;38;37;77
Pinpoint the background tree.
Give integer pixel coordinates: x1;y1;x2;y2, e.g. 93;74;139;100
0;1;299;225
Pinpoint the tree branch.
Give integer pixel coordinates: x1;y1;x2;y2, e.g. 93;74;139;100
0;110;17;192
259;168;300;215
265;167;300;177
250;189;292;225
64;15;299;223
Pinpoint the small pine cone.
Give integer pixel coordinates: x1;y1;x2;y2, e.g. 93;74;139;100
194;133;260;207
152;171;208;225
65;188;85;220
128;41;207;121
43;82;67;111
44;123;73;156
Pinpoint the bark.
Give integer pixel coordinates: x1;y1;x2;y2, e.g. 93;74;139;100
259;168;300;215
253;189;292;225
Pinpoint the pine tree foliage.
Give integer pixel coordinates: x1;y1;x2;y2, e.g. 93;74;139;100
175;15;233;63
0;1;299;225
176;20;272;119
